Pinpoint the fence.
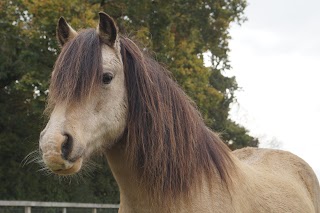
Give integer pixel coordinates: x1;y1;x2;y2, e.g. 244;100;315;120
0;200;119;213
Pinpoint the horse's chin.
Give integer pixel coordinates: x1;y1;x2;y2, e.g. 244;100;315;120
52;158;83;176
43;154;83;176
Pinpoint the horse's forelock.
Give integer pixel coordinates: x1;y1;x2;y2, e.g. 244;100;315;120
48;29;103;107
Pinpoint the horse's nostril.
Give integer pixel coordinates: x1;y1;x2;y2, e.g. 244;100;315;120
61;133;73;160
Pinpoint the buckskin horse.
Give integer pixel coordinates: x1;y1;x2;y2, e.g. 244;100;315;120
39;12;320;212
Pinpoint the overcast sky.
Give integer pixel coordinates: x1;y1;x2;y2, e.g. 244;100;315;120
228;0;320;179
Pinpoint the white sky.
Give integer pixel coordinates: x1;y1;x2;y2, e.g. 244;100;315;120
227;0;320;179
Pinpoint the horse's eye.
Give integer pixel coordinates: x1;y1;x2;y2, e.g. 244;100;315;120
102;72;114;84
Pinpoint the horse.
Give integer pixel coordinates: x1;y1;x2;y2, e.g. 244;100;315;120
39;12;320;212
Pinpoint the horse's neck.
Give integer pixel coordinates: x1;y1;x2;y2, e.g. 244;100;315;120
105;142;252;212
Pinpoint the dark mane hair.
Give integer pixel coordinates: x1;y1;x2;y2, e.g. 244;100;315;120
49;29;102;107
120;37;236;202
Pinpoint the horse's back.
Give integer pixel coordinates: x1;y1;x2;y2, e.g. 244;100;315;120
233;147;320;213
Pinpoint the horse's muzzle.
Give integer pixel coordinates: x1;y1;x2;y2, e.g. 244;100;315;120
39;131;84;175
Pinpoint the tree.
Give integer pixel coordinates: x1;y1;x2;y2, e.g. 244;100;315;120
0;0;257;202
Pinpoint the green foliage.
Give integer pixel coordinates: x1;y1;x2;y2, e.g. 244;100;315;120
0;0;257;202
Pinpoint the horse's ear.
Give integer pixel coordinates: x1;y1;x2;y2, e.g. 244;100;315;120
56;17;77;47
98;12;118;46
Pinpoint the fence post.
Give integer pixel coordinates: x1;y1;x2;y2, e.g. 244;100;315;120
63;207;67;213
25;206;31;213
92;208;97;213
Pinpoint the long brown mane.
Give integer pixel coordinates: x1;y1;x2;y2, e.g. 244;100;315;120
120;37;236;202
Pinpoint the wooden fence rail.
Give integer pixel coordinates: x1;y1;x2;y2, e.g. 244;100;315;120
0;200;119;213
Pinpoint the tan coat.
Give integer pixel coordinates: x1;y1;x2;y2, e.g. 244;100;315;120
107;145;320;213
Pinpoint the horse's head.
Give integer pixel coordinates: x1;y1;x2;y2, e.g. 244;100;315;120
39;13;128;175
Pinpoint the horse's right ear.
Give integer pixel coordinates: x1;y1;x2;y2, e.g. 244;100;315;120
98;12;118;47
56;17;77;47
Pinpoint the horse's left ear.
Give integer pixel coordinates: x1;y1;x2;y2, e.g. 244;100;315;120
57;17;78;47
98;12;118;47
